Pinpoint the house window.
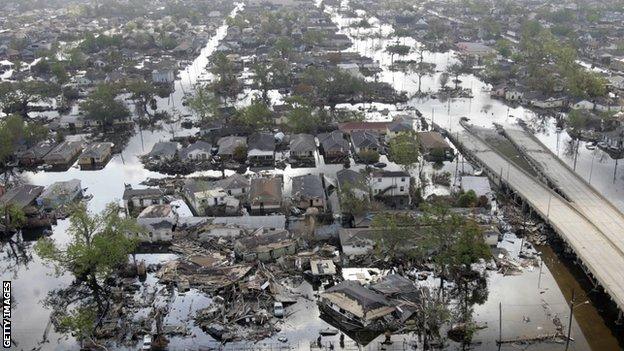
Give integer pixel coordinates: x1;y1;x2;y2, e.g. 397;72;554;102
377;178;382;182
400;186;404;192
242;188;245;193
401;177;405;182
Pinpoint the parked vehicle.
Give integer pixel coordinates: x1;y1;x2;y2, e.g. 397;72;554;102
142;335;152;350
273;302;284;318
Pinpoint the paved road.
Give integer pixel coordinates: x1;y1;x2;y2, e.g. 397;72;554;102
503;127;624;255
456;129;624;311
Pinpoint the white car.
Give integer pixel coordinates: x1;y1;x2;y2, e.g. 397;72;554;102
142;335;152;350
273;302;284;318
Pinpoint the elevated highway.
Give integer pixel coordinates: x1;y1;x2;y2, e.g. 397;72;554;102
449;125;624;313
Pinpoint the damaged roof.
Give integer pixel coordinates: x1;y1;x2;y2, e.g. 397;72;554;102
249;177;282;204
122;187;164;200
322;280;394;317
0;184;44;209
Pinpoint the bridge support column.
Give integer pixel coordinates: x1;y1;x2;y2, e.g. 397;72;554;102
617;310;623;326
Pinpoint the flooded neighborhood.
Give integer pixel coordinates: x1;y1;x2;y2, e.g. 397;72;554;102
1;0;624;350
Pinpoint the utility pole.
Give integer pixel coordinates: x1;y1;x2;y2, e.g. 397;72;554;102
573;138;580;171
537;258;544;289
565;289;576;351
589;152;595;184
498;302;502;346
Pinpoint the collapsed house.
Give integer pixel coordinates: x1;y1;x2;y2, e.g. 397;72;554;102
36;179;83;210
234;229;296;262
318;275;421;333
318;281;397;332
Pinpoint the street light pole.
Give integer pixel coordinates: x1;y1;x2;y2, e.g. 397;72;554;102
565;289;575;351
589;152;595;184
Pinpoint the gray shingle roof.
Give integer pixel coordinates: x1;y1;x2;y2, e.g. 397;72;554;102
351;130;380;149
122;188;164;200
248;132;275;152
289;133;316;153
324;281;393;312
0;184;44;209
80;142;113;158
291;174;324;198
317;131;349;152
179;141;212;158
148;141;179;158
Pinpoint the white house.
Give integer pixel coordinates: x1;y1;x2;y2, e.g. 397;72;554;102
338;228;379;256
184;174;249;214
572;99;624;112
137;204;178;242
529;96;566;109
179;141;212;160
370;170;410;197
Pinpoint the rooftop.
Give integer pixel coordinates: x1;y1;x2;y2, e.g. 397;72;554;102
138;204;173;218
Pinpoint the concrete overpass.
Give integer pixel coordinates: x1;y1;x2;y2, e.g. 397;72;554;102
449;125;624;313
501;125;624;254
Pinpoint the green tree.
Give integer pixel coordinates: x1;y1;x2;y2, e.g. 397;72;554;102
185;84;223;124
273;37;293;58
439;72;449;89
0;114;26;163
566;69;607;100
371;212;421;259
409;61;436;93
388;132;420;171
35;203;144;345
447;63;464;90
232;145;247;163
80;84;130;130
302;30;325;47
67;48;87;70
270;58;292;88
127;79;158;118
24;122;49;146
2;204;26;234
386;44;411;64
339;181;371;217
357;149;380;164
0;81;60;116
235;98;272;128
567;109;591;130
287;101;319;134
210;52;239;100
457;190;478;207
251;61;271;104
495;39;512;58
50;62;69;84
35;203;143;281
420;204;491;295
